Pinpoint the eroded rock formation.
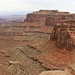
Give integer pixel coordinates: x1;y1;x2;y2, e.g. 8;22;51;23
23;10;75;26
21;10;75;34
50;22;75;50
24;10;59;22
27;19;75;70
39;63;75;75
45;14;75;26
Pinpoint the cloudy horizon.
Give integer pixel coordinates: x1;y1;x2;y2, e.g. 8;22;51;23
0;0;75;13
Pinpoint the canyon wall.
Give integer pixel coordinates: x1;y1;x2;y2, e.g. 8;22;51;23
45;14;75;26
21;10;75;34
50;20;75;50
24;10;75;26
24;14;46;22
24;10;59;22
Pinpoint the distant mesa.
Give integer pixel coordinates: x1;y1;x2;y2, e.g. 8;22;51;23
21;10;75;34
23;10;75;25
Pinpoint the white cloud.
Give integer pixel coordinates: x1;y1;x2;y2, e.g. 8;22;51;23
0;0;75;13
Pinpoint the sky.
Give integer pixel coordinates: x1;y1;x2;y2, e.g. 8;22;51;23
0;0;75;13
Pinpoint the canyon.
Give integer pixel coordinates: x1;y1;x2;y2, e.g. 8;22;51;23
0;10;75;75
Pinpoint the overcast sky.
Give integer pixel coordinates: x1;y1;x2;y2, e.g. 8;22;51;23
0;0;75;13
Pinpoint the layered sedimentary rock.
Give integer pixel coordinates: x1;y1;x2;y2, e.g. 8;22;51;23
39;63;75;75
27;19;75;70
50;21;75;50
45;14;75;26
24;10;59;22
23;10;75;26
24;10;72;23
21;10;75;34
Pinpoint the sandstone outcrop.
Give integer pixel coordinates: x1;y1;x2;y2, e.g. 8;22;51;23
20;10;74;34
45;14;74;26
39;70;71;75
68;63;75;75
0;10;75;75
50;22;75;50
21;10;75;34
24;10;59;22
27;19;75;70
23;10;75;26
39;63;75;75
24;10;71;22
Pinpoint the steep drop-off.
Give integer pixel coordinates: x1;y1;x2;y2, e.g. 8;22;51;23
28;20;75;70
21;10;75;34
50;22;75;50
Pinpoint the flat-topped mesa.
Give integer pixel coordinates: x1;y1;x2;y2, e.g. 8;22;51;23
24;10;71;23
24;10;57;22
32;10;69;14
33;10;59;14
24;10;54;22
50;21;75;50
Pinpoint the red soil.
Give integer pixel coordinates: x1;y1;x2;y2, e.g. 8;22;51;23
45;48;75;69
30;40;75;70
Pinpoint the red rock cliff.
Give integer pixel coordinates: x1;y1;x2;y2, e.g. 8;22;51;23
24;10;75;26
50;20;75;50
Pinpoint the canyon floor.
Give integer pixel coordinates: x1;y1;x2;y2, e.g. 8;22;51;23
0;22;53;75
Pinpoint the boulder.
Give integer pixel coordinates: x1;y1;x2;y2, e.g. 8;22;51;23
9;61;20;65
39;70;71;75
